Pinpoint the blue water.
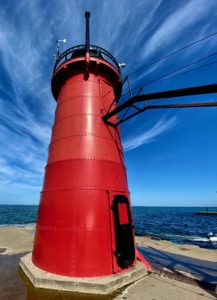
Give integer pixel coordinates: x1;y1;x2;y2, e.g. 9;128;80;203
0;205;38;226
133;206;217;249
0;205;217;249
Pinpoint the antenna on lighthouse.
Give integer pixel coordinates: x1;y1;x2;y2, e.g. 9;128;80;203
54;39;67;60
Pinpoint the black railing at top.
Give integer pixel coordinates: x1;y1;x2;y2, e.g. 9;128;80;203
53;44;120;73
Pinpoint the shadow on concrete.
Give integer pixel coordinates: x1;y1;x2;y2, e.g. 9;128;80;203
138;245;217;296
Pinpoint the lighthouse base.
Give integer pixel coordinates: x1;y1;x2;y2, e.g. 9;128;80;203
19;253;148;295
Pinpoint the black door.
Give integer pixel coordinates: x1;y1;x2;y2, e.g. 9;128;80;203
113;195;135;268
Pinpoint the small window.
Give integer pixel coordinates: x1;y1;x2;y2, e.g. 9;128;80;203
118;203;129;225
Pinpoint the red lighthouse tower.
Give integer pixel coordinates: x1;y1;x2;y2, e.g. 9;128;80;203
33;11;135;277
20;12;148;293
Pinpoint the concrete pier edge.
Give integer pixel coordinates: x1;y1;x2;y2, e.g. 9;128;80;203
19;252;148;295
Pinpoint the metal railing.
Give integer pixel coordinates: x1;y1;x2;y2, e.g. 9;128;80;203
53;44;120;73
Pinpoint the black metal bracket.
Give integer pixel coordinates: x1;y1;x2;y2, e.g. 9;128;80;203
102;83;217;127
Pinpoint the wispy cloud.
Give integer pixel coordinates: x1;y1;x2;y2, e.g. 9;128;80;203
143;0;211;57
123;116;178;151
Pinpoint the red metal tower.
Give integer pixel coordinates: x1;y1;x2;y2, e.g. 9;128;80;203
32;12;136;277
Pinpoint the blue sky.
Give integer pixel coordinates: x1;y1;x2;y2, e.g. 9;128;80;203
0;0;216;206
